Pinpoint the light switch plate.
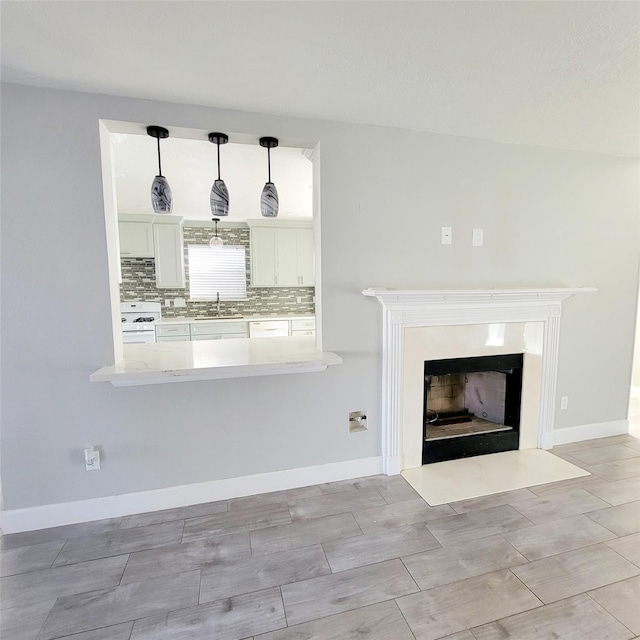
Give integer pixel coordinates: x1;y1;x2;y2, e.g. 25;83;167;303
441;227;452;245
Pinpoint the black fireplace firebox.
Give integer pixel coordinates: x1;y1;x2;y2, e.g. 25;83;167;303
423;353;524;464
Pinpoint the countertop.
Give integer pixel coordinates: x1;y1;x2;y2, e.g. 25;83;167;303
154;314;315;325
91;336;341;386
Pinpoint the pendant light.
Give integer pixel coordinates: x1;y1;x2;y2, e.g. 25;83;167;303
259;136;279;217
209;217;223;249
208;132;230;218
146;126;173;213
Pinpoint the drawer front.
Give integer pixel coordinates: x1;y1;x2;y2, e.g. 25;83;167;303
249;320;289;338
156;335;190;342
156;324;190;337
291;329;315;336
190;321;248;336
191;332;248;341
291;318;316;331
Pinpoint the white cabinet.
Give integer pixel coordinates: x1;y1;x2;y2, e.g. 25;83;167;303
155;323;190;341
249;227;278;287
118;214;154;257
291;318;315;336
296;228;315;286
118;214;186;289
190;321;248;340
153;217;185;289
248;220;314;287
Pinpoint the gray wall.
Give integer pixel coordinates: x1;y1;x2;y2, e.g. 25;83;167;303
1;84;638;510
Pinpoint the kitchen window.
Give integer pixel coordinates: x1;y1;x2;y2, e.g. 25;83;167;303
187;244;247;301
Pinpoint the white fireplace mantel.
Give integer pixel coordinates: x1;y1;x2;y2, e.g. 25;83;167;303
363;287;597;475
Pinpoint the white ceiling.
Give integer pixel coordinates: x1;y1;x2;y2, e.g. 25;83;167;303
112;134;312;220
2;1;639;157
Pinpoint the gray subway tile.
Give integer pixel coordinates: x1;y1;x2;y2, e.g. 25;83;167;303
396;569;541;640
39;570;200;640
1;554;128;610
200;544;330;602
512;543;640;603
130;587;286;640
471;592;633;639
53;520;184;566
281;558;419;626
401;534;527;590
323;523;440;573
250;512;362;556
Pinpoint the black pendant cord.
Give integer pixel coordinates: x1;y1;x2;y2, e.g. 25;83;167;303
267;146;271;183
217;142;221;181
156;136;163;177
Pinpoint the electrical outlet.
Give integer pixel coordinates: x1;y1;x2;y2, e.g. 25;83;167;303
164;299;172;307
84;447;101;471
472;228;484;246
296;297;302;304
349;411;367;432
560;396;569;410
441;227;452;245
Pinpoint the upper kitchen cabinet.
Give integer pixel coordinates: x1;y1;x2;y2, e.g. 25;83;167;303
153;216;186;289
248;219;315;287
118;213;154;257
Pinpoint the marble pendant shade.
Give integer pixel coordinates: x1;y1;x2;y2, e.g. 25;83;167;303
260;136;279;218
208;132;229;218
147;125;173;214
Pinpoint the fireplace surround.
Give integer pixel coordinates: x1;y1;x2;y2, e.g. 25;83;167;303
363;287;596;475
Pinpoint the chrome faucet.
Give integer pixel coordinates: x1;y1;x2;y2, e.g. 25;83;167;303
216;292;221;317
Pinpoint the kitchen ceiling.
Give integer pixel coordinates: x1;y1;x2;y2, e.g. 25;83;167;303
112;134;312;220
2;1;638;157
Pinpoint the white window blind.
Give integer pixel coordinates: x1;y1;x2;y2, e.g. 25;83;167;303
187;245;247;301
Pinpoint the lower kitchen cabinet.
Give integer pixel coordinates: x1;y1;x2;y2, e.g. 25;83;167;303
154;317;314;342
190;321;249;340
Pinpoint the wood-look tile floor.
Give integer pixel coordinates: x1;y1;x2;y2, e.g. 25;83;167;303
2;433;640;640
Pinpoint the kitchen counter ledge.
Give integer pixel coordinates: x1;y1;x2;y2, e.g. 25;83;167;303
91;336;342;386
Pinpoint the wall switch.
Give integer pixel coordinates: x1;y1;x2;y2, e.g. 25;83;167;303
560;396;569;410
472;228;484;246
164;299;172;307
84;447;101;471
441;227;452;245
173;297;186;308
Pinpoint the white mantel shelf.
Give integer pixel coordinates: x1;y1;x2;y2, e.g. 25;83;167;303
363;287;598;306
91;336;342;387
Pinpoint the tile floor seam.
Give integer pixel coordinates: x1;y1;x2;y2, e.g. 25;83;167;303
398;555;422;593
117;553;131;586
391;597;418;640
35;599;59;640
583;590;638;638
48;541;66;570
506;567;545;611
279;585;289;628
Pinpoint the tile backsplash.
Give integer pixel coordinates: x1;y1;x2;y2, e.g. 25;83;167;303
120;225;315;318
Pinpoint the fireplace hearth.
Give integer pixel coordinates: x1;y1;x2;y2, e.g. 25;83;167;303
423;353;523;463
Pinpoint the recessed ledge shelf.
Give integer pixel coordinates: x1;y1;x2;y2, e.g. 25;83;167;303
91;336;342;387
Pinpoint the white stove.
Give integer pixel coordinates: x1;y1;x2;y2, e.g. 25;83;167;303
121;302;161;344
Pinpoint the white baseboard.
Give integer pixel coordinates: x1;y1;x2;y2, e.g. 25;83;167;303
553;420;630;446
630;386;640;399
1;456;383;534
